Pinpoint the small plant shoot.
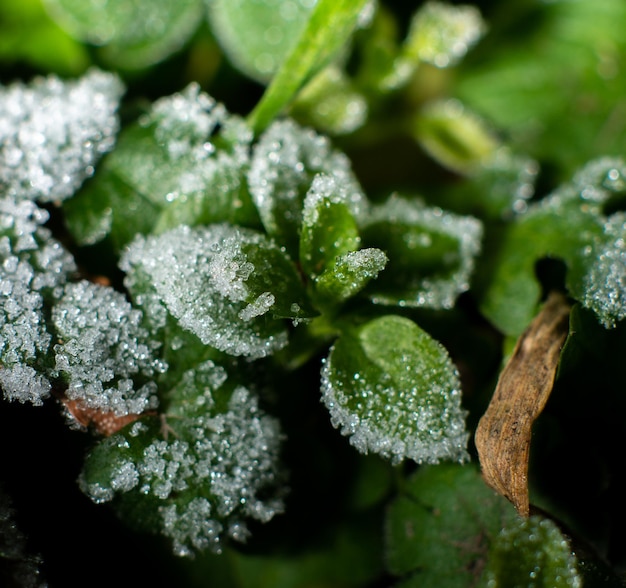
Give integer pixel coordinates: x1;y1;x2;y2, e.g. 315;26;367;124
1;0;626;586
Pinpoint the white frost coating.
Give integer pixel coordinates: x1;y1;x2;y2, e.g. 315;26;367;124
135;83;251;207
581;212;626;328
247;119;366;239
573;156;626;204
80;380;285;556
0;69;123;202
0;197;76;404
52;280;165;416
121;224;288;358
366;196;482;309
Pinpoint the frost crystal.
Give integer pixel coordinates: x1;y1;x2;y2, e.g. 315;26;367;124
0;69;123;202
580;212;626;328
121;224;289;358
52;280;164;415
248;119;366;251
80;368;285;557
0;197;76;404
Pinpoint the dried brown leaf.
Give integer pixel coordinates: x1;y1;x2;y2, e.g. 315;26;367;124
475;291;570;517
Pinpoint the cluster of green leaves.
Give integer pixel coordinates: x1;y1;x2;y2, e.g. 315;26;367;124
3;0;626;587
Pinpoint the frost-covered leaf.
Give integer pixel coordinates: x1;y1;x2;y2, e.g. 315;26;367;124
121;224;312;359
248;119;365;256
43;0;202;69
385;463;517;587
64;84;258;250
484;516;581;588
480;157;626;336
571;212;626;329
379;1;485;91
413;100;498;174
361;196;482;309
52;280;165;416
80;363;284;556
315;248;387;305
0;198;76;405
299;173;362;279
247;0;372;132
207;0;315;83
320;315;469;464
0;69;123;203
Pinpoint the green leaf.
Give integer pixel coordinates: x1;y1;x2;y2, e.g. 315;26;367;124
248;0;371;132
480;157;626;336
0;0;88;75
385;463;517;586
80;365;285;556
206;0;315;83
361;196;483;310
299;173;362;279
320;315;469;464
382;1;486;90
248;119;366;257
63;84;259;251
413;100;498;174
484;516;581;588
120;224;313;359
315;248;387;306
43;0;203;69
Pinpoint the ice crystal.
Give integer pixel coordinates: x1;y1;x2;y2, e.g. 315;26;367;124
121;224;289;358
80;366;285;556
0;69;123;202
248;119;366;252
52;280;164;415
0;198;75;404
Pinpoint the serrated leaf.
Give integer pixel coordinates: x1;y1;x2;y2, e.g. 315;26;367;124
120;224;312;359
63;84;259;251
248;119;366;257
484;516;582;588
385;463;517;586
43;0;203;69
248;0;371;132
206;0;315;83
361;196;482;309
299;173;362;279
320;315;469;464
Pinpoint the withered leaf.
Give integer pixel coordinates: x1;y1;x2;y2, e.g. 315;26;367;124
475;291;570;517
